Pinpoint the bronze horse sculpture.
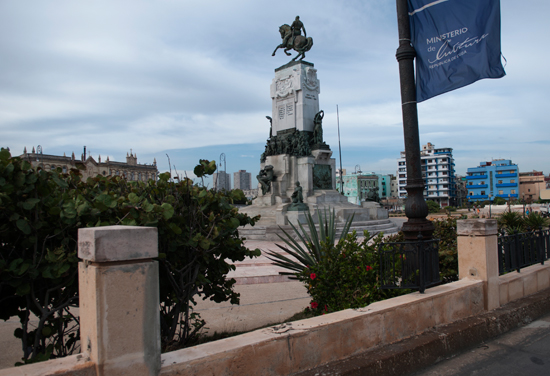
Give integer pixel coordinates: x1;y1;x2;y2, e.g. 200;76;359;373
272;24;313;62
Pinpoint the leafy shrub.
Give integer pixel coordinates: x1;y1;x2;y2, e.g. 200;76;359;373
493;197;506;205
426;200;441;213
267;209;406;315
298;231;409;314
0;149;259;363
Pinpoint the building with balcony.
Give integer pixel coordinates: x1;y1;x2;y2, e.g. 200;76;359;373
466;159;519;202
396;142;457;207
519;170;545;203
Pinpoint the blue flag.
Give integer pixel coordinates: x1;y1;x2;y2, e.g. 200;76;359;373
408;0;505;102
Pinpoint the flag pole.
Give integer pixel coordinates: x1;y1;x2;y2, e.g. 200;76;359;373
395;0;434;240
337;105;344;193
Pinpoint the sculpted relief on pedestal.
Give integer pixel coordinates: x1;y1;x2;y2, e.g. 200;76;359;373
275;76;294;98
303;67;319;92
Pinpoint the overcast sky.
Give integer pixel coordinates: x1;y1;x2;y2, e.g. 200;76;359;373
1;0;548;185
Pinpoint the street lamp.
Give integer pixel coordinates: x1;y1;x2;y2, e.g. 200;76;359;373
395;0;434;240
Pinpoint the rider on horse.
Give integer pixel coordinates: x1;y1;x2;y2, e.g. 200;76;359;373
272;15;313;61
283;16;307;48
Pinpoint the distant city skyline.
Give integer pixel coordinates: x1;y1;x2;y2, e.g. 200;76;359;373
2;1;548;183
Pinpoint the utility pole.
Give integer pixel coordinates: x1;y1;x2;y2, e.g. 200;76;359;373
337;105;344;193
395;0;434;240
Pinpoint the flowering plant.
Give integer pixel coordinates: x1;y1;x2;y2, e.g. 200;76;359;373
298;231;409;315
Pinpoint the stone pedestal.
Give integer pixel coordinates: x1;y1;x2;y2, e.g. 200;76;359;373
271;61;320;135
457;219;499;311
78;226;161;376
242;60;392;236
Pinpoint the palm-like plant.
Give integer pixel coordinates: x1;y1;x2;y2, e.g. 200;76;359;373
524;212;550;231
498;211;525;234
265;208;355;277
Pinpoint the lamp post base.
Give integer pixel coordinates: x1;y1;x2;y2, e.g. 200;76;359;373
402;218;435;240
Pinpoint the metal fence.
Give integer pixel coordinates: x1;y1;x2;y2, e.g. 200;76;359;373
379;236;440;293
498;228;550;275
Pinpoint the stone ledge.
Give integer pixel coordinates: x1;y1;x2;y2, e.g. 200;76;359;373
159;280;483;375
292;287;550;376
78;225;158;262
456;219;498;236
0;354;95;376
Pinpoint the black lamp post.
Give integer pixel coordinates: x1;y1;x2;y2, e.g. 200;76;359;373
395;0;434;240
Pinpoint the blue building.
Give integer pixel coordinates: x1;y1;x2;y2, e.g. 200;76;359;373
466;159;519;202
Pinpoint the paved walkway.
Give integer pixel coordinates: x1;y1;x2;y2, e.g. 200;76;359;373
409;312;550;376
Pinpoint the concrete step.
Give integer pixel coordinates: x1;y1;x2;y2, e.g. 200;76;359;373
240;219;399;241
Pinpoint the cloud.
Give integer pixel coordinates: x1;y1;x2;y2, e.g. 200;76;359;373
0;0;548;180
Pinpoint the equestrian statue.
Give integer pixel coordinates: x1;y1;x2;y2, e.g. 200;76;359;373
272;16;313;62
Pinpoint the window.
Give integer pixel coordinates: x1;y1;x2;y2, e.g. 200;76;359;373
481;181;485;185
498;180;502;184
510;170;514;174
469;192;473;196
469;182;473;185
511;189;516;194
498;190;503;194
510;179;515;183
528;189;531;192
481;191;485;195
497;171;502;174
62;166;67;173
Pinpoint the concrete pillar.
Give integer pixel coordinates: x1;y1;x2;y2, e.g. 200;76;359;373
78;225;160;376
457;219;499;311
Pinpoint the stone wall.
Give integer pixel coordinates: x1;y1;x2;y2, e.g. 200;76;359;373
3;220;550;376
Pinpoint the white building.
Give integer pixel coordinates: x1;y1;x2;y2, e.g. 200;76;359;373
213;171;231;191
397;142;457;207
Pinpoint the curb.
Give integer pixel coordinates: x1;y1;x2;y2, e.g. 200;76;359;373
292;288;550;376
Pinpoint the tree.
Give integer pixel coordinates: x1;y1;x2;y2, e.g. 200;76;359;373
0;149;260;363
426;200;441;213
493;197;506;205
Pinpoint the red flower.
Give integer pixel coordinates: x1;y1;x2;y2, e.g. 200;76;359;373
311;301;319;309
310;273;317;280
324;305;328;312
366;265;373;272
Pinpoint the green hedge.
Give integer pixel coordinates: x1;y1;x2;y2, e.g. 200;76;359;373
0;149;259;363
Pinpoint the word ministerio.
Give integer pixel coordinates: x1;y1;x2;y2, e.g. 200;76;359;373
426;27;469;45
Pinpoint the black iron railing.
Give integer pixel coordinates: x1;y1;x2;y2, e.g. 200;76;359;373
379;235;440;293
498;228;550;275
